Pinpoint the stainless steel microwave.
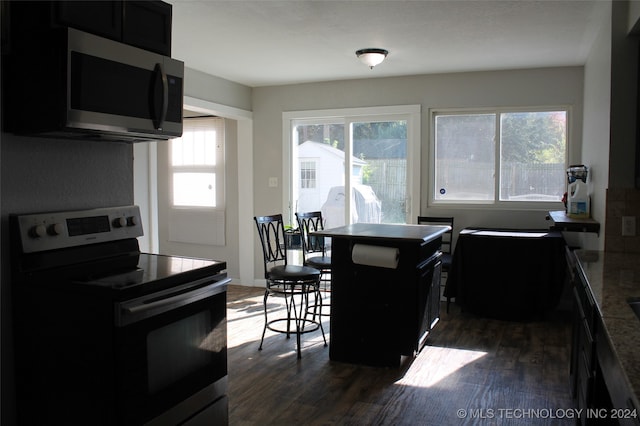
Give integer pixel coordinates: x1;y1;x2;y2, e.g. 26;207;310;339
5;28;183;142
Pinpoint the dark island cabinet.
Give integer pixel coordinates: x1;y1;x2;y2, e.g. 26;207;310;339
329;236;442;367
314;223;449;368
7;1;172;55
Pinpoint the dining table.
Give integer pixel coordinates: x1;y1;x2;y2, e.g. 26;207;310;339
444;227;567;320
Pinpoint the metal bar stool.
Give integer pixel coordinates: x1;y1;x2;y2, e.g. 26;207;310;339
254;214;327;359
295;211;332;318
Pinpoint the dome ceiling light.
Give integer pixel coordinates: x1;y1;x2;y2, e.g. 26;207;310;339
355;48;389;69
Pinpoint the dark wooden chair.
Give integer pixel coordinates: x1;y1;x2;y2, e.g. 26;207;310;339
296;211;331;317
418;216;454;312
254;214;327;358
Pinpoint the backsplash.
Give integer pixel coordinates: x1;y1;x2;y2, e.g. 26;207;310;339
605;188;640;253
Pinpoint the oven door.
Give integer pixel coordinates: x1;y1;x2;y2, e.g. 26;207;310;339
114;276;230;425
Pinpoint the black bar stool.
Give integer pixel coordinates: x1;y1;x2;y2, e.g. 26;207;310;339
254;214;327;359
296;211;332;318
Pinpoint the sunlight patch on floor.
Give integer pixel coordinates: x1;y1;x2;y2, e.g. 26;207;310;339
395;346;487;388
227;291;330;351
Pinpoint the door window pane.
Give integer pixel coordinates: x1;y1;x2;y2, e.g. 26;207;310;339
295;123;346;228
170;117;224;208
171;129;217;166
294;120;408;225
173;173;216;207
290;107;418;227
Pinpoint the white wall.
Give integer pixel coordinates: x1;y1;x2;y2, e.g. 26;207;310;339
579;0;612;251
184;67;252;112
252;67;585;278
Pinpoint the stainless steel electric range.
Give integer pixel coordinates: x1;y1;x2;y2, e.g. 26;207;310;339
10;205;229;425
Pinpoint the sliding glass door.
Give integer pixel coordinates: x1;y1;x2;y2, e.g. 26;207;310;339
285;106;420;228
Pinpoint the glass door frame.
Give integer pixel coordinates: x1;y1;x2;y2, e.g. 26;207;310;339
282;105;421;226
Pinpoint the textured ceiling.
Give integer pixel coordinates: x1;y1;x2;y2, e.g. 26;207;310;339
169;0;604;88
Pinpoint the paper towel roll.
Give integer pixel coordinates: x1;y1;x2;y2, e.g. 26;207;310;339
351;244;399;269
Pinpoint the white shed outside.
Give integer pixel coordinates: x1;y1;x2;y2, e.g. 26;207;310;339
296;141;367;213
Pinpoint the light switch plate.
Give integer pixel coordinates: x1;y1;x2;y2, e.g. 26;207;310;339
268;177;278;188
622;216;636;237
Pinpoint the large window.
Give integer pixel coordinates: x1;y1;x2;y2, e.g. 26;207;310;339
432;108;568;205
170;117;225;208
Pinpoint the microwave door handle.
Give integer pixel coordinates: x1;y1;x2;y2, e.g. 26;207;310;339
151;63;169;129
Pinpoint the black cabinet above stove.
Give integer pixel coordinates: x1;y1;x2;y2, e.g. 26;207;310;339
6;0;172;56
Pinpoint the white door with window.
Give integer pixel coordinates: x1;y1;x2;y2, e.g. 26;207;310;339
285;105;420;228
157;117;226;251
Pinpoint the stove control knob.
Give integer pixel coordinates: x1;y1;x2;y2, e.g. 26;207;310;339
47;223;63;236
126;216;137;227
113;217;127;228
29;224;46;238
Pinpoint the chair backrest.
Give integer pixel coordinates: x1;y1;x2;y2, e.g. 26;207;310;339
254;214;288;278
295;211;327;263
417;216;454;254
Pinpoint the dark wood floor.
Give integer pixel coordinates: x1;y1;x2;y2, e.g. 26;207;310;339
226;285;574;425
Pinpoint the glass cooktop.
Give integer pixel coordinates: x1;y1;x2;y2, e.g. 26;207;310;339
71;253;227;294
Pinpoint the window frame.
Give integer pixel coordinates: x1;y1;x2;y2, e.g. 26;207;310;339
283;105;421;226
429;106;570;210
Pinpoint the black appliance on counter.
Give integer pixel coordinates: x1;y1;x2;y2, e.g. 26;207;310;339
10;206;229;425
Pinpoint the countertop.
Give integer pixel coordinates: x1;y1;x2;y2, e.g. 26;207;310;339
575;250;640;406
548;210;601;234
315;223;450;242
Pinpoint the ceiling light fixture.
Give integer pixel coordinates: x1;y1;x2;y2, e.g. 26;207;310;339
355;48;389;69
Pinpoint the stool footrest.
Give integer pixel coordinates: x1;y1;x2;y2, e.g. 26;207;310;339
266;317;323;335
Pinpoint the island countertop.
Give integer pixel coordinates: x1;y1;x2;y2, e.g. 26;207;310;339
315;222;450;242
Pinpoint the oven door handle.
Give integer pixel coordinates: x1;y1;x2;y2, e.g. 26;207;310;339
115;276;231;327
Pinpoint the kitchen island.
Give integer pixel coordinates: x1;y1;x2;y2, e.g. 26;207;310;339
315;223;449;367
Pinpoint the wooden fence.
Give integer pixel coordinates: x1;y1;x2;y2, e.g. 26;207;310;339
365;159;565;213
